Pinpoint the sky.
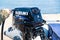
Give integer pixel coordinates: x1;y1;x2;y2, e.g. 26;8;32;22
0;0;60;14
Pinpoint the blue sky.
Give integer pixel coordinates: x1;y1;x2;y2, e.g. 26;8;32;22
0;0;60;14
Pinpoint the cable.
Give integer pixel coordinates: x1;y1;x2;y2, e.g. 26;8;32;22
1;20;5;40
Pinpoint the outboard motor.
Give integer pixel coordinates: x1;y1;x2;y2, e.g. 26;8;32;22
2;7;49;40
12;7;48;40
